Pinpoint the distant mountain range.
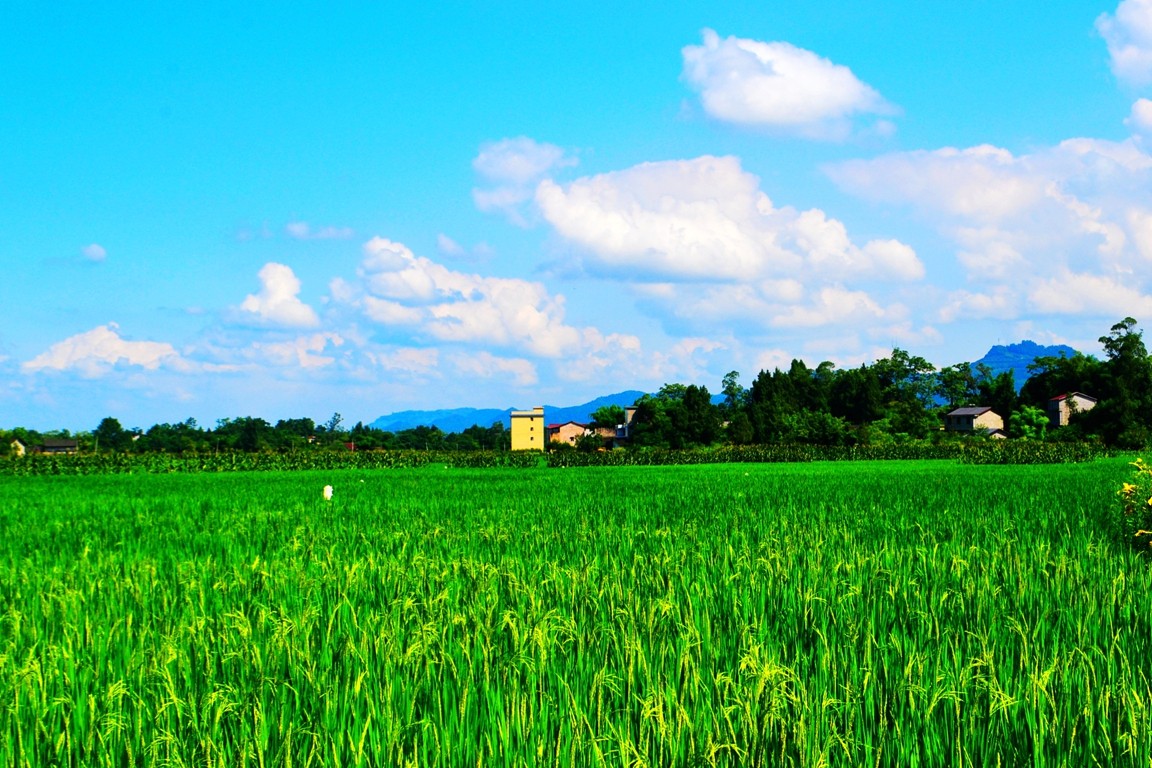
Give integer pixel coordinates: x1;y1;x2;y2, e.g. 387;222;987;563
971;340;1080;389
369;391;646;434
368;341;1083;433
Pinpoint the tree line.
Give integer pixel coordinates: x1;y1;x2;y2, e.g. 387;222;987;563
5;318;1152;455
590;318;1152;450
2;413;512;455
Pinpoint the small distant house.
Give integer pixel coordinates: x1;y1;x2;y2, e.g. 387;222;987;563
944;407;1004;434
547;421;589;446
621;407;638;439
1047;392;1097;428
510;406;544;451
987;428;1009;440
38;438;78;454
9;439;26;457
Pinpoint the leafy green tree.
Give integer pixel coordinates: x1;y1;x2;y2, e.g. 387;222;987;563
937;363;978;408
323;412;344;433
975;366;1017;428
829;365;884;424
588;405;626;431
674;384;720;447
872;349;937;438
627;394;674;448
720;371;745;418
1009;405;1048;440
1020;352;1105;410
1094;317;1152;447
394;425;446;451
725;410;754;445
94;417;128;452
746;368;792;443
575;431;605;452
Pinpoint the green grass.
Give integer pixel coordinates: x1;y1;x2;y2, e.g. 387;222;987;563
1;459;1150;766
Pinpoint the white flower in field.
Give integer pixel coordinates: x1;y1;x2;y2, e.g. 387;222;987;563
323;485;333;500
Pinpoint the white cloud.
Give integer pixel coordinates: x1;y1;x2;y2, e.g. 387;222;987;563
436;233;465;257
681;29;894;140
830;135;1152;325
869;321;943;348
938;287;1021;323
436;233;493;263
1029;270;1152;316
828;145;1048;222
555;328;648;384
338;237;630;359
1098;0;1152;85
770;286;898;328
536;155;923;283
369;347;440;375
285;221;355;240
829;139;1152;276
752;348;797;373
1128;98;1152;136
450;351;538;387
245;333;344;369
23;323;180;377
81;243;106;262
237;262;320;328
472;137;576;224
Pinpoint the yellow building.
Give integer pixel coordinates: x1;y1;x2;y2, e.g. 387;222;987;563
510;406;544;451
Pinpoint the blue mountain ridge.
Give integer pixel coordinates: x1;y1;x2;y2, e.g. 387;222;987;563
368;342;1080;433
971;340;1079;390
369;391;647;434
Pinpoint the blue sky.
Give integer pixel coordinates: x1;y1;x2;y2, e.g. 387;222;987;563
5;1;1152;430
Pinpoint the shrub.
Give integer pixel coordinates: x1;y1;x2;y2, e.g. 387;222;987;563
1116;458;1152;551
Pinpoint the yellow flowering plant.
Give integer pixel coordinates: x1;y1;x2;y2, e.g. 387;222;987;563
1116;458;1152;550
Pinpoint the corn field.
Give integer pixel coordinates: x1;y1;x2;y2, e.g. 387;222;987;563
1;459;1150;766
0;441;1114;477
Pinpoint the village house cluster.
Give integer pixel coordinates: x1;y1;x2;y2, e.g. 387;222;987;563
510;406;638;451
507;392;1098;451
940;391;1096;440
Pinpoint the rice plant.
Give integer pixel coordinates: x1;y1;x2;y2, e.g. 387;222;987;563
1;459;1149;766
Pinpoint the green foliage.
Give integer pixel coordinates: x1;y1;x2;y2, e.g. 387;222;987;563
1009;404;1049;440
1116;458;1152;551
587;404;625;430
975;364;1017;426
0;459;1148;766
937;361;979;407
1095;317;1152;447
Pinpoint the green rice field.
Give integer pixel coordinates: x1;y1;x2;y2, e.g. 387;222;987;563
1;459;1150;766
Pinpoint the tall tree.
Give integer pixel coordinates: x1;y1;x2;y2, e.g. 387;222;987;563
675;384;720;447
94;417;128;452
975;365;1017;425
589;405;626;431
1095;317;1152;446
720;371;745;419
937;363;978;407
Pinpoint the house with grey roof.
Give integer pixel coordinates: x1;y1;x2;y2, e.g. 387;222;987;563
944;406;1004;434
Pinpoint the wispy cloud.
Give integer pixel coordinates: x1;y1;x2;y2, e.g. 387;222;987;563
285;221;355;240
472;137;577;224
81;243;106;262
